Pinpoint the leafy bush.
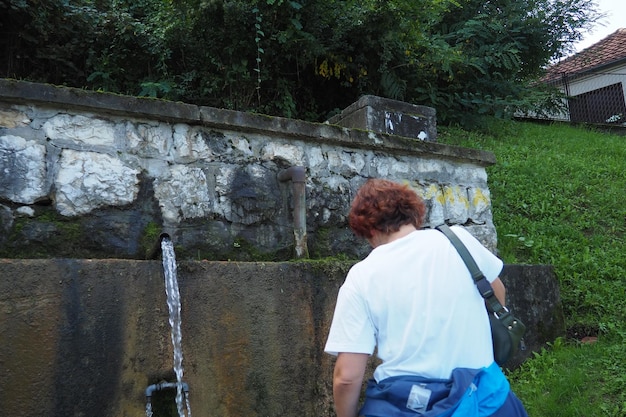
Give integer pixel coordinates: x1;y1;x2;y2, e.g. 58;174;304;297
0;0;602;125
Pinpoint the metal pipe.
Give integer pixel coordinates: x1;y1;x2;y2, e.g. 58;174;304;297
145;232;172;260
145;381;189;398
278;166;309;259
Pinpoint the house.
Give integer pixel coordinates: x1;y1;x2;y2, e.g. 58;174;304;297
541;28;626;125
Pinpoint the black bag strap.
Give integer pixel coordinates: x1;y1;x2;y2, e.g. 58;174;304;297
435;224;510;320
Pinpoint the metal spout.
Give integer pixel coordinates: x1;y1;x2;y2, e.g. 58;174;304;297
145;233;172;260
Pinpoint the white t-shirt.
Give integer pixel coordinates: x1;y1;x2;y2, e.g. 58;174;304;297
324;226;503;382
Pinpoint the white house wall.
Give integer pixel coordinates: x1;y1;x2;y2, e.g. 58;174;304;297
565;63;626;97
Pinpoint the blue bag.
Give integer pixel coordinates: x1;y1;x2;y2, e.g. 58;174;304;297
360;363;510;417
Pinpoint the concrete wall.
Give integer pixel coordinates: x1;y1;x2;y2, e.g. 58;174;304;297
0;259;562;417
0;79;497;261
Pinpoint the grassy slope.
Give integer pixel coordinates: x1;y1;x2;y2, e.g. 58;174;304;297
439;120;626;416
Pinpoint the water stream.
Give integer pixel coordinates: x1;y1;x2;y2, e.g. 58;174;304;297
146;236;191;417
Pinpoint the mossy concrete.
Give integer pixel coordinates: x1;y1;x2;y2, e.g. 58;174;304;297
0;259;562;416
0;259;345;417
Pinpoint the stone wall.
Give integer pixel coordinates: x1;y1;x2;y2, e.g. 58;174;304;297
0;79;497;260
0;80;566;416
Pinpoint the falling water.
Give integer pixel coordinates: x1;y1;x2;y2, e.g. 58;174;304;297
160;236;192;417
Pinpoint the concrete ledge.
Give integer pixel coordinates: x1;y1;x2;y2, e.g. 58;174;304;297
500;264;565;368
0;259;563;416
0;78;495;166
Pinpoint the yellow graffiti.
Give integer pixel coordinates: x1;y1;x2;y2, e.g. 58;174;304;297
444;186;469;208
472;188;490;207
411;183;489;211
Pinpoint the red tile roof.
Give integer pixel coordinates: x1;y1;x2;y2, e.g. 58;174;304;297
542;28;626;83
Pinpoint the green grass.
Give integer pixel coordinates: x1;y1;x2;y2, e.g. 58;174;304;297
439;119;626;416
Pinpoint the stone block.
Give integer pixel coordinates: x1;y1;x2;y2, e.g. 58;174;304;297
0;260;561;416
500;264;566;369
0;135;48;204
328;95;437;142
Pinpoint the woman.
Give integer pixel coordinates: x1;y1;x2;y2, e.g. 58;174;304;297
324;179;528;417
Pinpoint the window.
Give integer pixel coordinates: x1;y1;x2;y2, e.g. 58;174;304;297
569;82;626;124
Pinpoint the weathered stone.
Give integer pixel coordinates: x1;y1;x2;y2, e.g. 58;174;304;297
0;204;13;242
442;185;470;224
125;120;173;158
468;187;492;221
153;165;212;224
0;79;499;258
171;124;213;161
261;141;305;164
43;114;117;147
0;108;30;128
0;135;47;204
15;206;35;217
328;95;438;142
55;149;140;216
500;264;565;368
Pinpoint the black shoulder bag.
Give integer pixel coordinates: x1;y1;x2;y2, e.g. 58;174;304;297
436;224;526;366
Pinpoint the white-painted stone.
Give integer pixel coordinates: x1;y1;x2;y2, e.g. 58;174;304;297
307;147;326;170
172;124;213;161
55;149;140;216
468;187;492;221
0;93;498;252
0;135;47;204
414;183;445;227
214;165;239;222
125;121;172;158
390;157;410;174
368;153;388;177
154;165;212;224
141;158;170;178
261;142;304;164
327;150;366;176
16;206;35;217
231;137;253;156
442;185;470;224
43;114;117;147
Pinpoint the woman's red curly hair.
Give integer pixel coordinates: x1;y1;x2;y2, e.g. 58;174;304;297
348;179;426;239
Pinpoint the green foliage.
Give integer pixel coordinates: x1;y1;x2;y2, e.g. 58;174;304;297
508;339;626;416
415;0;602;125
0;0;97;83
0;0;603;123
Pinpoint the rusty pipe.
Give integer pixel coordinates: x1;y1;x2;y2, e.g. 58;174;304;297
278;166;309;259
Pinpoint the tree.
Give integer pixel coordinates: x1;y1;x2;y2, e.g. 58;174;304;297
0;0;98;84
0;0;603;125
419;0;603;124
